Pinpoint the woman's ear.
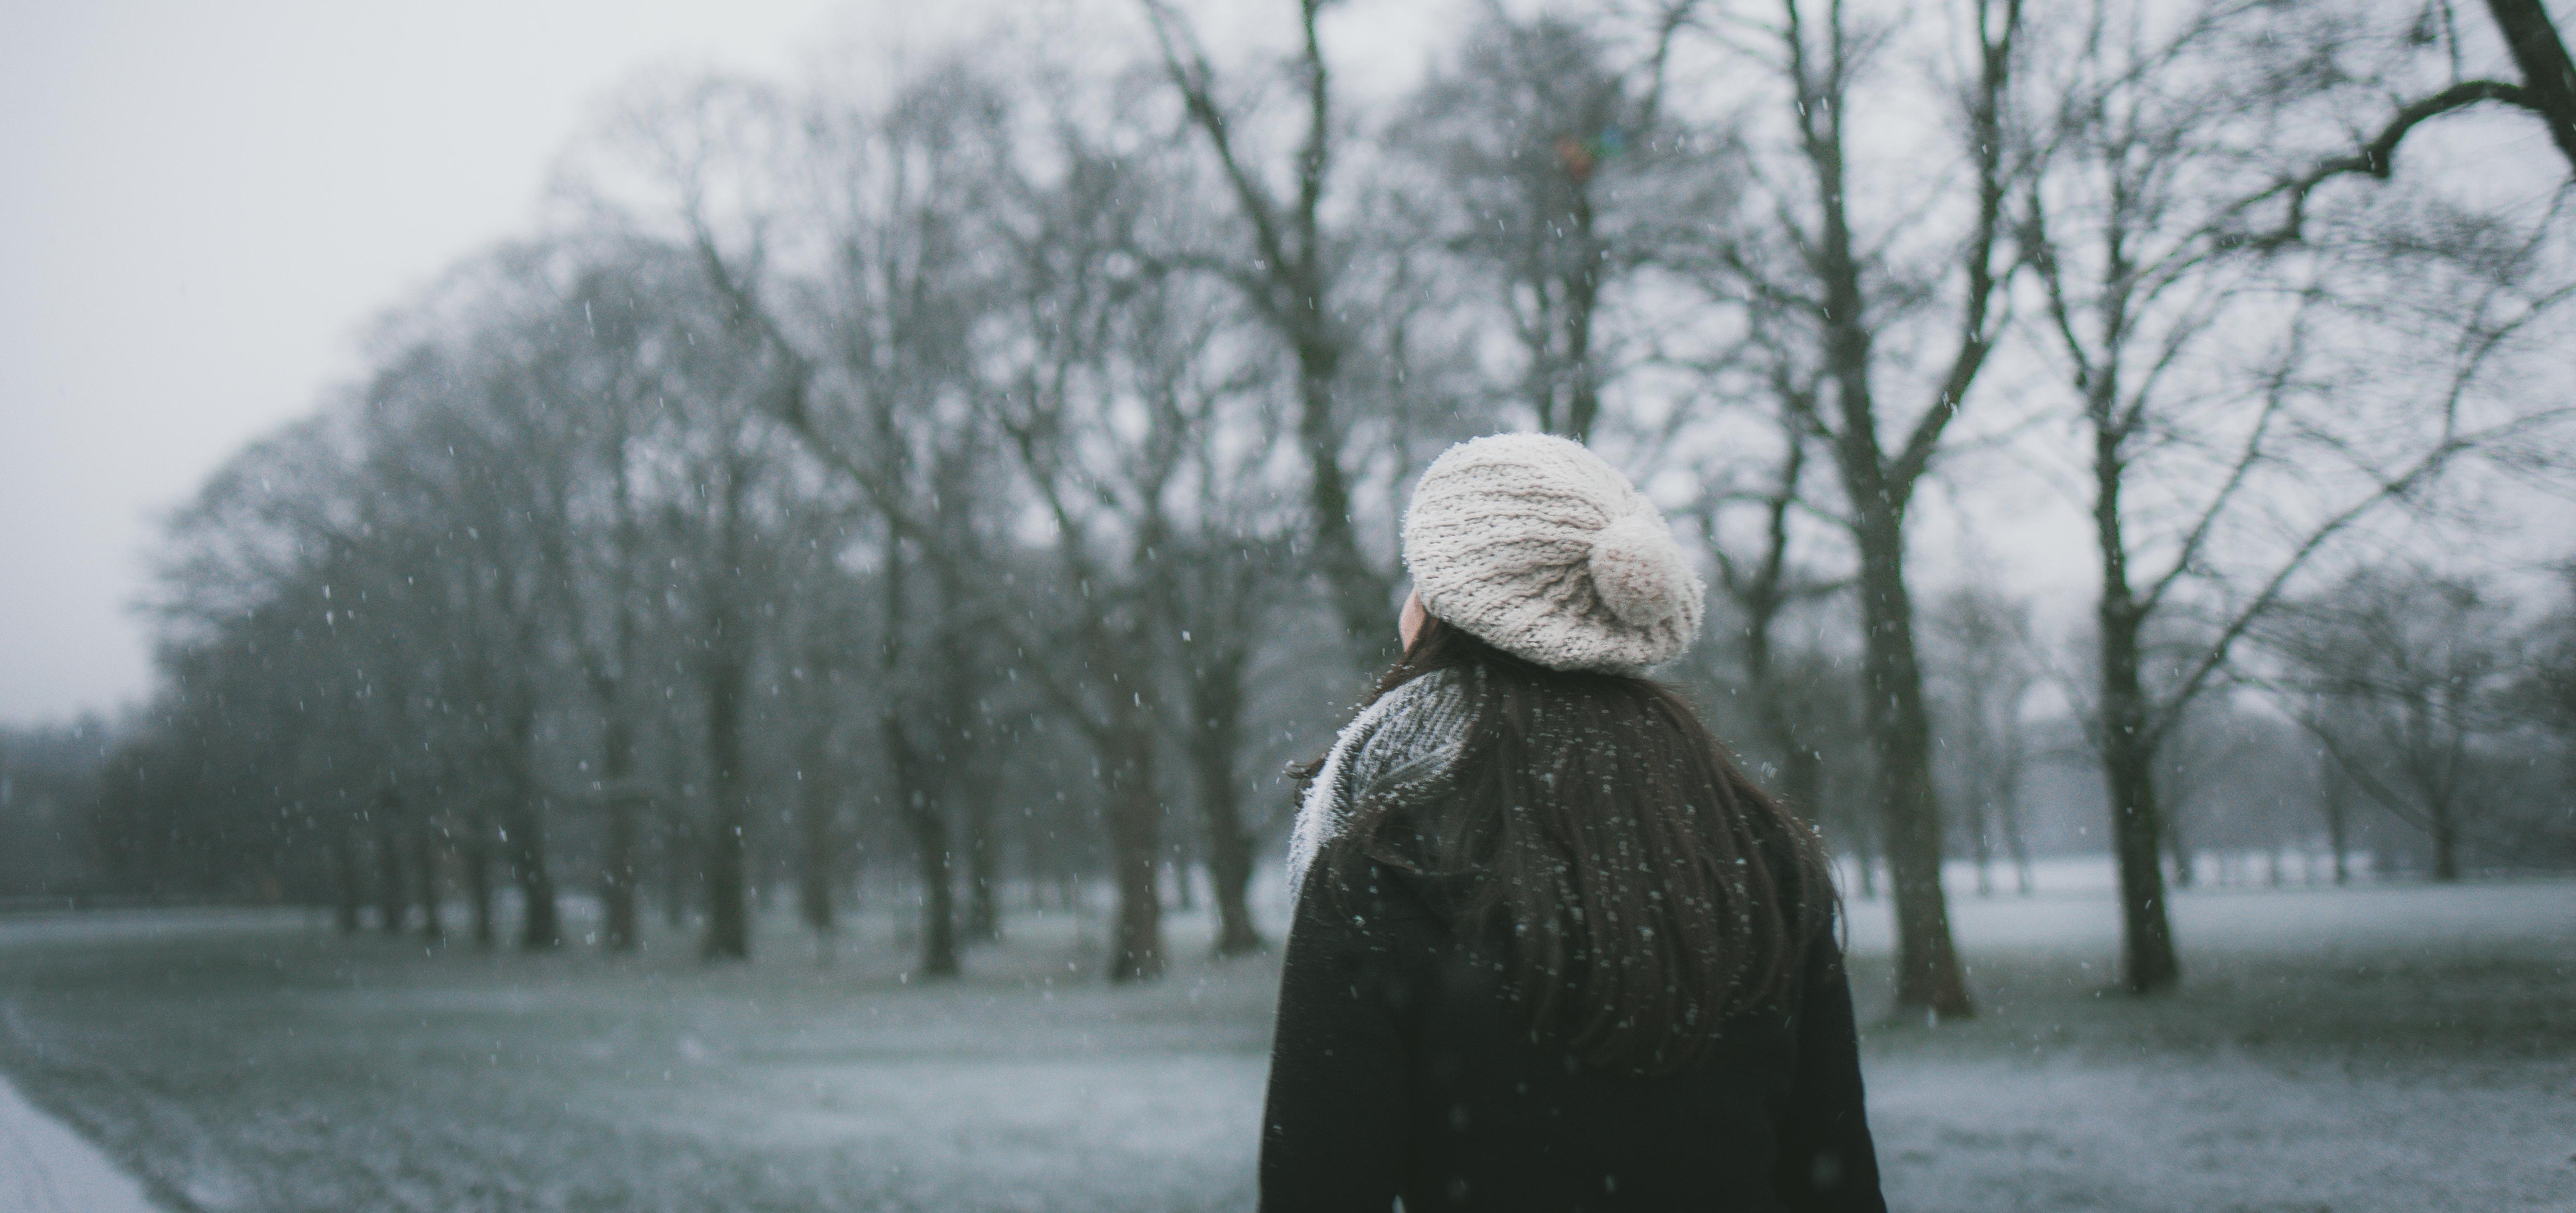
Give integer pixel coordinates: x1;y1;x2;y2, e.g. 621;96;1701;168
1399;589;1426;651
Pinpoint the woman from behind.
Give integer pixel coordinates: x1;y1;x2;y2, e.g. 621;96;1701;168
1260;433;1884;1213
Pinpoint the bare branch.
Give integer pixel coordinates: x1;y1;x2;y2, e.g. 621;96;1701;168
2227;80;2545;251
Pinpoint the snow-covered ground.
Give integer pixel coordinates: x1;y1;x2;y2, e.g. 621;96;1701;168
0;875;2568;1212
0;1069;158;1213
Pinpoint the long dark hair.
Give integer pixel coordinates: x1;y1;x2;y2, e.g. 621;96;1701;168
1310;615;1837;1074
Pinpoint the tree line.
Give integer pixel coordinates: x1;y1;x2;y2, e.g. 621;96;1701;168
39;0;2576;1009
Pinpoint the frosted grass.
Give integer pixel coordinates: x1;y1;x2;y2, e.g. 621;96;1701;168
1;876;2568;1212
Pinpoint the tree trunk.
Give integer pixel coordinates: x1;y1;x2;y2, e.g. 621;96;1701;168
903;790;960;978
600;717;641;954
1193;685;1266;956
374;809;406;936
1851;510;1975;1018
918;550;998;948
2429;801;2462;881
1729;473;1845;921
1969;800;1995;897
2166;819;2196;888
1185;646;1267;958
1792;0;2000;1021
700;639;752;962
2099;670;2179;992
892;715;960;977
1561;188;1604;442
963;782;1000;944
878;539;957;977
463;817;496;950
1102;723;1166;983
505;801;560;951
2323;779;2351;884
1154;0;1392;666
2093;408;2181;994
597;404;645;953
411;820;443;943
495;703;560;951
2483;0;2576;172
798;782;837;945
912;815;959;974
1998;783;2035;896
661;812;690;929
1780;745;1825;823
1775;728;1858;896
331;818;362;935
1294;348;1395;665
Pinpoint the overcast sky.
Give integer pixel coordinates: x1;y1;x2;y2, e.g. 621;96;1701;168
0;0;1476;729
0;1;1002;726
7;2;2559;729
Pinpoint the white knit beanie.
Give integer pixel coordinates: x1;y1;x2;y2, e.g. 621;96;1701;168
1401;433;1704;675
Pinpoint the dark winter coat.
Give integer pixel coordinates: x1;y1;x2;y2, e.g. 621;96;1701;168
1256;857;1886;1213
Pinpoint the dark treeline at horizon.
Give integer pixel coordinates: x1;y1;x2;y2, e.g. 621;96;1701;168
7;0;2576;1011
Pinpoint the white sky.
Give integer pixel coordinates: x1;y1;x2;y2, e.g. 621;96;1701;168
4;0;2560;728
0;2;886;724
0;0;1466;728
0;1;963;726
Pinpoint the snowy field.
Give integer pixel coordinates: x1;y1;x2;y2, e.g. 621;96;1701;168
0;874;2569;1213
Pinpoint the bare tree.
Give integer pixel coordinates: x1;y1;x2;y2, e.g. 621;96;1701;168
1162;377;1302;958
1142;0;1397;656
2266;567;2516;881
2514;565;2576;827
565;68;1005;974
2306;699;2366;883
2149;693;2264;888
657;326;796;962
778;532;872;956
1690;387;1852;848
96;3;2576;1026
979;112;1276;979
1391;8;1711;440
144;417;381;916
2012;0;2576;990
1677;0;2027;1018
360;337;580;952
1927;587;2040;898
552;254;672;955
2244;0;2576;246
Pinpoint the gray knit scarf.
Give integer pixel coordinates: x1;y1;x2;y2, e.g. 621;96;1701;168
1286;669;1477;903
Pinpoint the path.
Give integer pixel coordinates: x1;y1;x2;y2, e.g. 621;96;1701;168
0;1070;157;1213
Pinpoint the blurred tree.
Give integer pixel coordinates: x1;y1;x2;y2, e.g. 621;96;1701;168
1677;0;2027;1019
1689;396;1860;873
2266;568;2516;881
1927;587;2041;898
0;721;109;904
2249;0;2576;245
1142;0;1400;660
1391;8;1711;440
2515;568;2576;860
980;117;1240;980
73;6;2576;1001
2307;700;2366;883
2011;0;2576;991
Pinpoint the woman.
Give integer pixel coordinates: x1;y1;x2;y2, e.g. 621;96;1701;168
1261;433;1884;1213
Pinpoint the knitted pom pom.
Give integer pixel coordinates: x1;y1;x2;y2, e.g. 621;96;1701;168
1588;511;1693;627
